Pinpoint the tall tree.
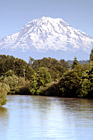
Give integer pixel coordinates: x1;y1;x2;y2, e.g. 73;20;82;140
90;48;93;61
29;57;34;66
72;57;79;69
89;49;93;69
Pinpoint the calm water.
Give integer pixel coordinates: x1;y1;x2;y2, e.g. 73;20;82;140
0;95;93;140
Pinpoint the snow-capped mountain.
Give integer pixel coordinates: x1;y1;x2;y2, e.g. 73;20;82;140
0;16;93;60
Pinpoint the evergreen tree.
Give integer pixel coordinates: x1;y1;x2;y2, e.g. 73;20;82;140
90;48;93;61
72;57;79;69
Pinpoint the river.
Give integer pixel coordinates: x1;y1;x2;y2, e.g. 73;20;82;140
0;95;93;140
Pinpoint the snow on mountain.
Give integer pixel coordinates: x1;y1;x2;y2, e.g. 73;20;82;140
0;16;93;60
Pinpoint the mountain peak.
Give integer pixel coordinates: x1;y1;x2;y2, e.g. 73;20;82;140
27;16;69;27
0;17;93;60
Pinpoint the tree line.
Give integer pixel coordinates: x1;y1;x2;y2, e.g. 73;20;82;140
0;49;93;106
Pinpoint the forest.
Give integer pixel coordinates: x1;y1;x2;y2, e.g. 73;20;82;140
0;49;93;106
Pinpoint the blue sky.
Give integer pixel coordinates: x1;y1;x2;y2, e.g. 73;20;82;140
0;0;93;39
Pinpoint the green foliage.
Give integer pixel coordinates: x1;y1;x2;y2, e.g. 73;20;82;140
59;70;81;97
32;57;68;80
72;57;79;69
60;59;69;69
0;53;93;100
29;68;51;95
4;70;14;77
0;55;15;75
25;65;35;80
37;67;51;86
29;73;40;95
0;83;10;106
13;58;34;79
29;57;34;66
79;71;90;97
0;55;34;80
13;58;26;77
3;74;30;94
73;64;84;78
81;63;89;71
88;68;93;97
40;81;60;96
90;48;93;61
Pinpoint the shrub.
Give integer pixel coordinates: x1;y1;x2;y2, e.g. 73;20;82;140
0;83;10;106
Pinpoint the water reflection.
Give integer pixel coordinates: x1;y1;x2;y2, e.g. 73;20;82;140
0;107;9;140
0;95;93;140
0;107;8;123
0;106;7;116
0;106;8;127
